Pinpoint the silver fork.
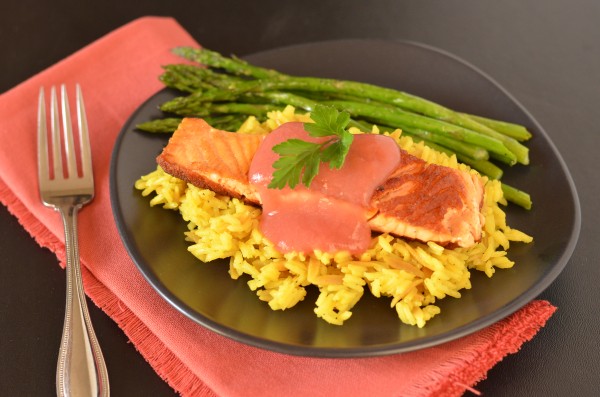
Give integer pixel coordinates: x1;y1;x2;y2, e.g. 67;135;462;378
38;84;109;397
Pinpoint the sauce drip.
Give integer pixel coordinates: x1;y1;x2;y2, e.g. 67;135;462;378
249;122;400;254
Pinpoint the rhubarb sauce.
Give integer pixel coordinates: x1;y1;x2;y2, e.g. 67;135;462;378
249;122;400;254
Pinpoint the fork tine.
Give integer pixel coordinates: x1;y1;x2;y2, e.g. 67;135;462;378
37;87;49;183
76;84;93;179
50;87;62;180
61;85;78;178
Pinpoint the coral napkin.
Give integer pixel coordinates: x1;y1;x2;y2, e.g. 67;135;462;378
0;16;556;397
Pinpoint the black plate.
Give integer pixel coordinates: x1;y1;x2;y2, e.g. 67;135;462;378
110;39;580;357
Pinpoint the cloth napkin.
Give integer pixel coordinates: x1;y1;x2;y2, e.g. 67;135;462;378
0;16;556;397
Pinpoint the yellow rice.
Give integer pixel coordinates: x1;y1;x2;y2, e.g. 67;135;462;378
134;106;533;327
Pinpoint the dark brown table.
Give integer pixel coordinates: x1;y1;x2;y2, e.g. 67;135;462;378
2;1;598;395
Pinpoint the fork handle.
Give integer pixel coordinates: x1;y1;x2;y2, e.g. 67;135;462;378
56;203;109;397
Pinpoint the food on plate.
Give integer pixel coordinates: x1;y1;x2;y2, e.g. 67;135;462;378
135;47;535;326
135;106;533;327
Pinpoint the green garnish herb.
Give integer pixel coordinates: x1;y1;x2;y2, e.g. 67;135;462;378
268;105;354;189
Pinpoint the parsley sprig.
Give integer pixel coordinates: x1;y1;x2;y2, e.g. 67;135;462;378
268;105;354;189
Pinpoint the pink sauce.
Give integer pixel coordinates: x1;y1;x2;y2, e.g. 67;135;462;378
249;122;400;254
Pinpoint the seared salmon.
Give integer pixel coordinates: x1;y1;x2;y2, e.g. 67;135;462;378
369;153;484;247
156;118;484;247
157;118;263;203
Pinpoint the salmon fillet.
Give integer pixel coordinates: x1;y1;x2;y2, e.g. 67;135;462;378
368;154;484;247
157;118;484;247
157;118;263;203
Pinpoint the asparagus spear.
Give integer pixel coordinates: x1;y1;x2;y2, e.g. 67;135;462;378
501;183;532;210
254;91;319;112
160;65;214;92
172;47;280;79
460;113;532;141
405;135;504;181
135;114;249;133
160;64;248;92
136;118;183;133
459;156;504;182
398;126;489;161
161;100;281;119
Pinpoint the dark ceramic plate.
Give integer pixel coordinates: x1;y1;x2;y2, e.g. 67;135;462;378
110;39;580;357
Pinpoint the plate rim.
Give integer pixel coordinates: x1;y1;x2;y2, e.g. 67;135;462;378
109;38;581;357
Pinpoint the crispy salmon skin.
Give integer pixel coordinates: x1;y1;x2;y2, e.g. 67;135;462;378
157;118;484;248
